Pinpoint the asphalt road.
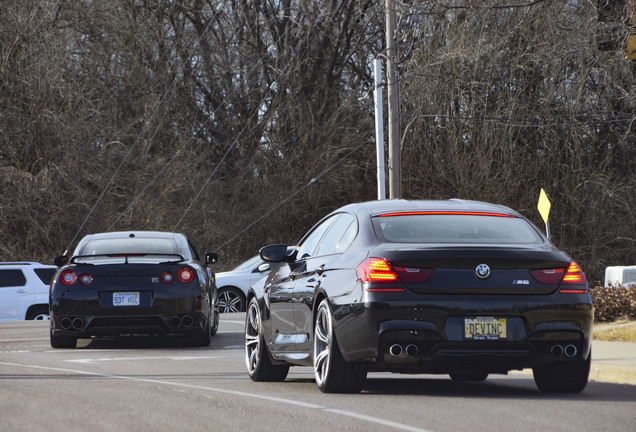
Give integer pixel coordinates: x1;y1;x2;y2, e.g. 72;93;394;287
1;315;635;432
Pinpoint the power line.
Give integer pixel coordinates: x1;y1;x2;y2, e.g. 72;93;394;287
172;19;325;230
108;14;305;233
212;140;368;253
65;6;223;253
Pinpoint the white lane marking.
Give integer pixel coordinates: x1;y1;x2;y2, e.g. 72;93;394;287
0;361;435;432
66;355;230;364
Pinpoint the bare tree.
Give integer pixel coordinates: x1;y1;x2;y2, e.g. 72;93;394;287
1;0;634;282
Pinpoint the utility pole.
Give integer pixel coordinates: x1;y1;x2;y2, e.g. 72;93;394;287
374;59;386;200
386;0;401;199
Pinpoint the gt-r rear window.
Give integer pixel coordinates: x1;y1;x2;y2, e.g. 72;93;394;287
80;238;178;255
373;213;544;244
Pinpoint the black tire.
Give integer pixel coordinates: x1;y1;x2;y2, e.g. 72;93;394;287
189;304;212;347
449;371;489;382
244;297;289;381
313;299;367;393
533;353;591;393
50;322;77;348
218;287;246;313
190;326;211;347
210;305;219;337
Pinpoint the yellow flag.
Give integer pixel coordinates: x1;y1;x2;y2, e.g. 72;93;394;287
537;188;551;224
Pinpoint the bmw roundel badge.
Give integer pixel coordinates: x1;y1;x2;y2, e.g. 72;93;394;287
475;263;491;279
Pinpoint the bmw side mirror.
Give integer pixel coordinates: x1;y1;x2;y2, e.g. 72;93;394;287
260;244;288;263
54;256;69;267
205;252;218;265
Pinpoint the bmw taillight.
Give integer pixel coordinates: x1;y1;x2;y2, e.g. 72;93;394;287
357;258;433;292
177;267;195;284
357;258;398;284
530;261;588;293
59;269;77;286
561;262;587;284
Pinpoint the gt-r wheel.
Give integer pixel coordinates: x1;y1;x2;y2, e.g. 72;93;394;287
189;317;211;347
533;352;591;393
218;287;245;313
210;306;219;337
313;299;367;393
210;290;219;337
244;298;289;381
49;322;77;349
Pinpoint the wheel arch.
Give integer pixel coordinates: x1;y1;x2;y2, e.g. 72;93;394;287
25;304;49;320
218;285;247;298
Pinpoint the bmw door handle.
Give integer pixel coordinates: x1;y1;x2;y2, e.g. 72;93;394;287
306;278;321;289
16;289;28;294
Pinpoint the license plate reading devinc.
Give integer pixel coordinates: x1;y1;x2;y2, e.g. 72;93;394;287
113;292;140;306
464;317;507;340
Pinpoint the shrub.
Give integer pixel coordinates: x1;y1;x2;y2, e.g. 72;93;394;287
590;284;636;323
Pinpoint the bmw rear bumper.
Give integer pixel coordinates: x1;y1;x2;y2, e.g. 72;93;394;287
331;293;593;374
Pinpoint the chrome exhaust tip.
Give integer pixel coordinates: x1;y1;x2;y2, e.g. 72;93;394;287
405;344;418;357
550;345;564;357
169;316;182;328
389;344;403;357
564;344;577;358
60;317;72;330
71;318;84;330
181;315;194;328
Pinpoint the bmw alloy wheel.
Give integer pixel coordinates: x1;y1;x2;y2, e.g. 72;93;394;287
244;298;288;381
313;299;367;393
313;301;333;389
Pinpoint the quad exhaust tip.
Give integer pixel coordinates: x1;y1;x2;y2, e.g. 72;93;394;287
60;317;84;331
389;343;419;357
71;318;84;330
170;315;194;328
550;344;577;358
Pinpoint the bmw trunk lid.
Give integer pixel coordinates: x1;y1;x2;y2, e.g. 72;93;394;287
368;244;576;295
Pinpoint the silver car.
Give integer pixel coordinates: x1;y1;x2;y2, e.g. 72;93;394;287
215;256;271;312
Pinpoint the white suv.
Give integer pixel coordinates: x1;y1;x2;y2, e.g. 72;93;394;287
0;262;56;320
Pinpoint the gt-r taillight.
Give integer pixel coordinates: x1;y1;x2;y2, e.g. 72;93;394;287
177;267;195;284
530;261;588;293
161;272;175;284
357;258;433;292
59;269;77;286
78;273;93;285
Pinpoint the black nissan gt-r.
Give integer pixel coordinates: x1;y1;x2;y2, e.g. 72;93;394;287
245;199;593;393
50;231;219;348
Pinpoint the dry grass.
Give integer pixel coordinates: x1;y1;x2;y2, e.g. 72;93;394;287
593;320;636;343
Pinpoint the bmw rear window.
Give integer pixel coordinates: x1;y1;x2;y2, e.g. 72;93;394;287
373;213;544;244
80;238;178;255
